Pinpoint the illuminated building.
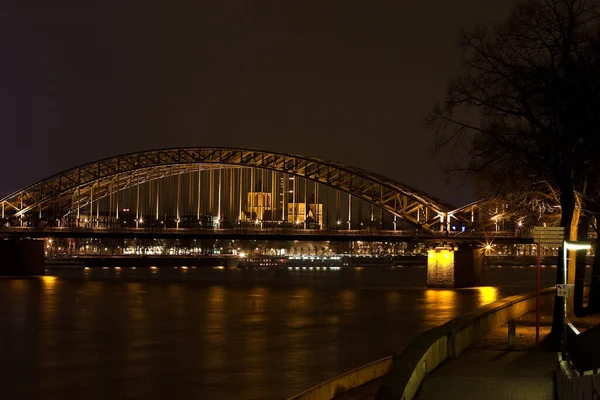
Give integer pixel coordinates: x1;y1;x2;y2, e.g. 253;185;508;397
287;203;323;226
246;192;272;221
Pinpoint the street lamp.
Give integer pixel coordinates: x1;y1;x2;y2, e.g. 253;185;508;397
561;241;591;358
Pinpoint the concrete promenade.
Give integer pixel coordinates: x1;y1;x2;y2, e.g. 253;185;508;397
340;306;556;400
415;306;556;400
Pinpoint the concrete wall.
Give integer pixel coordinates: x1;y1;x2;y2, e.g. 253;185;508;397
375;287;558;400
0;239;45;276
556;353;600;400
287;356;393;400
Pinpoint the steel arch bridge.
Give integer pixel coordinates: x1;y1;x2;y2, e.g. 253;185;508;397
0;147;475;234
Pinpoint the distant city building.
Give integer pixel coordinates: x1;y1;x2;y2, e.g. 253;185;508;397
246;192;272;221
287;203;322;226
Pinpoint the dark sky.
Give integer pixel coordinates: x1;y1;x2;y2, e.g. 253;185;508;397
0;0;516;206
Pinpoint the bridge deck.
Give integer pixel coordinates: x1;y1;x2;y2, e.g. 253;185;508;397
0;227;535;243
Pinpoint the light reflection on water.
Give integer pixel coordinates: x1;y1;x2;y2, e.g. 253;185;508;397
0;265;557;400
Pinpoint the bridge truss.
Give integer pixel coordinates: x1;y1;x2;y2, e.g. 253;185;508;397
0;147;500;234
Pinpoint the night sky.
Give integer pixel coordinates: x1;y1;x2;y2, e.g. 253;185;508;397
1;1;516;206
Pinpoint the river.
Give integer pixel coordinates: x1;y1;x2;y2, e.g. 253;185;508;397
0;264;566;399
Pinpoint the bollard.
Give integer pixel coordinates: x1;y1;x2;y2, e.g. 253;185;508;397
508;320;516;350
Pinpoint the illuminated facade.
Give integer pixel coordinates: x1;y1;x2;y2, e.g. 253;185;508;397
426;248;455;287
246;192;272;221
287;203;322;226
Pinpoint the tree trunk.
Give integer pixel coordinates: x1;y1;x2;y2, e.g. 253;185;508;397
551;187;575;336
574;213;589;317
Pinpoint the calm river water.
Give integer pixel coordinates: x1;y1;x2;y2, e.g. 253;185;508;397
0;264;564;399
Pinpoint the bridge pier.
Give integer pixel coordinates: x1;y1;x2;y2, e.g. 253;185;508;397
0;240;45;276
426;244;483;288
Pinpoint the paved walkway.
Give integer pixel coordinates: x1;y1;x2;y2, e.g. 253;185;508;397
416;349;555;399
415;307;557;400
339;306;556;400
339;303;600;400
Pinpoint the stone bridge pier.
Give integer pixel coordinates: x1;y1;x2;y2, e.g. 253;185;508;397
426;244;483;288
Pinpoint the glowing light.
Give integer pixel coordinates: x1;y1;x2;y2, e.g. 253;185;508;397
564;242;592;251
47;238;53;245
255;219;260;225
477;286;498;305
480;241;496;256
336;220;341;225
41;275;58;285
138;217;144;224
517;220;523;227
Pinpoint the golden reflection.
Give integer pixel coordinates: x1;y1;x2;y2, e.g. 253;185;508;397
41;275;58;286
86;281;102;296
386;291;401;308
40;276;58;343
205;286;226;370
11;279;26;292
476;286;498;306
244;289;269;385
127;283;147;326
288;288;311;309
425;289;456;303
340;288;356;310
247;287;268;312
287;288;312;328
424;289;458;324
41;276;58;296
208;286;226;311
246;287;269;326
167;284;185;320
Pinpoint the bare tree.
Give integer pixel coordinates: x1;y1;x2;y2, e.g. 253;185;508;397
427;0;600;336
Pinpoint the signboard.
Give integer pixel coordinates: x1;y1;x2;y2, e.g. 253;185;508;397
532;226;564;247
556;284;572;298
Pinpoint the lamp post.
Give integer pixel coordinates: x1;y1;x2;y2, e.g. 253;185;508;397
561;241;591;358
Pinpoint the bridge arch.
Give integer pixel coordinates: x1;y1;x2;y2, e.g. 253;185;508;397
0;147;460;233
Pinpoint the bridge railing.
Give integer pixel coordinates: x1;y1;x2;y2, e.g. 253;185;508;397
0;226;422;237
0;226;554;239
